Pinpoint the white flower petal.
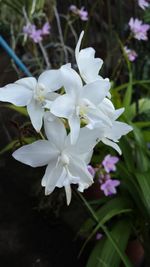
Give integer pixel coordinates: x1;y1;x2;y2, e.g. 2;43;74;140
0;84;32;106
82;80;110;105
44;116;66;150
113;108;125;120
38;69;62;92
78;52;103;83
86;108;112;127
68;112;80;145
75;30;84;60
46;92;59;101
65;185;72;206
80;150;93;164
102;137;122;155
13;140;58;167
41;159;59;187
27;99;44;132
98;98;115;118
106;121;133;141
69;155;93;191
45;163;63;195
75;31;103;84
15;77;37;90
67;127;102;154
60;64;82;96
50;94;75;118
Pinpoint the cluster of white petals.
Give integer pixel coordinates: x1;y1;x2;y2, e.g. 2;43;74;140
0;31;132;204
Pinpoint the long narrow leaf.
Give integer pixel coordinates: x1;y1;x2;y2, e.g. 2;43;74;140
86;220;132;267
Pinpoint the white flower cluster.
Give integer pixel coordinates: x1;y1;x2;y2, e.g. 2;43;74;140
0;32;132;204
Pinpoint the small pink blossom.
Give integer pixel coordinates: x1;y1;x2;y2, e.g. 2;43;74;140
69;4;88;21
30;29;43;43
129;18;150;40
138;0;149;10
96;233;103;240
100;179;120;196
69;5;77;12
78;7;88;21
87;165;96;177
42;22;51;35
124;46;138;62
23;23;36;35
102;155;119;173
23;22;51;43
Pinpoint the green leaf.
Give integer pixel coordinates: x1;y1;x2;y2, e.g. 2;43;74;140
117;162;150;218
79;205;132;257
79;197;132;237
0;137;36;155
134;121;150;128
78;193;133;267
114;80;150;93
86;238;106;267
132;125;149;172
123;72;133;108
0;140;18;155
142;130;150;142
2;0;45;16
135;171;150;215
117;163;146;213
128;98;150;120
119;137;135;172
3;104;28;116
87;220;132;267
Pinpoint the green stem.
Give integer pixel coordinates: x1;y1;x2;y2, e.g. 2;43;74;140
39;131;45;140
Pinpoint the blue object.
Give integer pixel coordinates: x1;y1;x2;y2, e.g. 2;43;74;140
0;35;32;77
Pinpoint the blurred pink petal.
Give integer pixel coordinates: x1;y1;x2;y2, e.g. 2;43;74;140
102;154;119;173
129;17;150;40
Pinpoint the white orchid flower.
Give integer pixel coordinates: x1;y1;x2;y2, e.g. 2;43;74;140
0;70;61;132
13;115;102;205
75;31;104;84
91;106;132;154
50;64;111;144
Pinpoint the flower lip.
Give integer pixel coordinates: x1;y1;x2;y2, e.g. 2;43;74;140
60;153;70;166
34;84;47;103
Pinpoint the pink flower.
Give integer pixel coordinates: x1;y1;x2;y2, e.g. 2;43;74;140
23;23;36;35
42;22;51;35
23;22;51;43
129;18;150;40
102;154;119;173
124;46;138;62
78;7;88;21
23;23;43;43
87;165;96;177
96;233;103;240
138;0;149;10
69;5;78;13
30;29;43;43
69;4;88;21
100;179;120;196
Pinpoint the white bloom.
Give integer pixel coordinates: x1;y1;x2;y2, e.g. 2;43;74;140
92;104;133;154
75;31;104;84
50;64;111;144
13;115;101;205
0;70;61;132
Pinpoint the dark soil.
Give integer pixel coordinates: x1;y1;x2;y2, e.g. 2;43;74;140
0;153;86;267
